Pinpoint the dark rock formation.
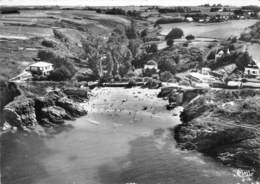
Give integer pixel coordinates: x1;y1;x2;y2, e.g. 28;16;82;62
63;87;89;102
0;81;21;126
175;89;260;181
3;97;37;129
158;86;206;106
2;87;89;130
57;97;87;117
41;106;72;124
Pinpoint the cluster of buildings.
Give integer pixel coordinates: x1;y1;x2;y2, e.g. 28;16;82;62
139;6;260;23
185;62;260;89
244;64;260;78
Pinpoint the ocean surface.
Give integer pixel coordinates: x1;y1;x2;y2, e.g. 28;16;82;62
160;19;259;39
1;88;255;184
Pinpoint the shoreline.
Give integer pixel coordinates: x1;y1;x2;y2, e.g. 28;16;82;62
171;88;260;182
2;84;260;182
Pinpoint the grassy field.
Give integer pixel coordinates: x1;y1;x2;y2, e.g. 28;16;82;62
0;10;131;80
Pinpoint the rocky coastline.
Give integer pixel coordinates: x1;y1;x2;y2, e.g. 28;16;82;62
1;82;89;132
2;80;260;181
168;88;260;181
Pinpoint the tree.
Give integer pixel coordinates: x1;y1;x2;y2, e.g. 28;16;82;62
160;71;174;82
166;39;174;47
48;65;72;81
236;51;252;70
158;57;176;74
165;28;184;40
185;34;195;41
146;43;158;53
126;20;138;39
140;29;148;38
128;39;141;58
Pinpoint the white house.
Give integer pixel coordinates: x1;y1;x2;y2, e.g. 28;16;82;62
144;60;159;71
201;67;211;75
244;64;260;77
27;62;54;76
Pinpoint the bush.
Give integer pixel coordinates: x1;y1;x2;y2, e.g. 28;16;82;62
183;42;189;47
127;79;136;88
114;74;121;82
37;50;76;76
146;43;158;53
160;71;174;82
158;58;176;74
228;36;237;43
143;68;157;77
166;39;174;47
165;28;184;40
186;34;195;41
41;39;56;48
48;66;73;81
140;29;148;38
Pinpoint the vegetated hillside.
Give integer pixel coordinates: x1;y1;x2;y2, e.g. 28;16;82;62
132;45;205;74
0;10;134;81
240;21;260;43
0;37;43;80
205;38;252;70
175;89;260;181
156;46;205;73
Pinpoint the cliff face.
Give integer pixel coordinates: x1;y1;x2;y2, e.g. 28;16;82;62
2;87;88;130
0;81;21;126
3;98;37;129
175;89;260;181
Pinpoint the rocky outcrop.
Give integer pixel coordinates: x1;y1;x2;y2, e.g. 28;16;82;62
0;81;21;127
158;86;206;106
175;89;260;181
56;97;87;117
2;87;88;130
3;97;37;129
63;87;90;102
41;106;72;124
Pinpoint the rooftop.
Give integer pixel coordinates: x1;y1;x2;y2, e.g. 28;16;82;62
146;60;157;66
29;61;53;67
245;64;259;69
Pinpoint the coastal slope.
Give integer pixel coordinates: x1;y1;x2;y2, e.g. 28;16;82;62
174;89;260;180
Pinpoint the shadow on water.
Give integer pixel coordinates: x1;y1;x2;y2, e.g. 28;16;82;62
1;124;73;184
98;129;242;184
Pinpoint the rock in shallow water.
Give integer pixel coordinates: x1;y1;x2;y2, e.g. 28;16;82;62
56;97;87;117
41;106;73;124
